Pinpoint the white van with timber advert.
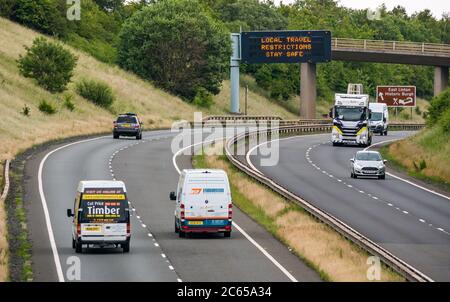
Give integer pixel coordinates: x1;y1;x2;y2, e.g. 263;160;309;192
67;180;131;253
170;169;232;238
369;102;389;135
330;93;373;146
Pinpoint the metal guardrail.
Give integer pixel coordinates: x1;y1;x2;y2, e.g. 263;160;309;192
333;38;450;56
201;116;425;129
225;123;432;282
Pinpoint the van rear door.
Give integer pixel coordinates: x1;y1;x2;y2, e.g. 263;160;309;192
79;188;128;239
184;173;229;228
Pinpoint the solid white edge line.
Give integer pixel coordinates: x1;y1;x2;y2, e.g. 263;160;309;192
366;138;450;201
172;136;298;282
38;136;107;282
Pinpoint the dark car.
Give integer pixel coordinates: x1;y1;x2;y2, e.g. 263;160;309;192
113;113;143;140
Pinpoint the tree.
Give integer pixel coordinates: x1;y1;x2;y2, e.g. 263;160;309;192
118;0;231;100
17;37;78;93
11;0;68;37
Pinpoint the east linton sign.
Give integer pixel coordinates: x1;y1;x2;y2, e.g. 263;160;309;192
240;30;332;64
376;86;416;107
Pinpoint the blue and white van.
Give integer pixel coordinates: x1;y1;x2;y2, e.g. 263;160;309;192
170;169;232;238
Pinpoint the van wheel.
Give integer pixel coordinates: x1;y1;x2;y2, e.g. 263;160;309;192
113;133;119;139
224;231;231;238
384;130;388;136
179;230;185;238
72;238;76;249
122;242;130;253
75;242;82;253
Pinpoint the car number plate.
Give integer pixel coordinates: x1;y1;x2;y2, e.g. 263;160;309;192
188;221;203;225
122;124;131;128
85;226;101;231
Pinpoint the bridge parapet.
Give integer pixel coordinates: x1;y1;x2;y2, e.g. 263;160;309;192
332;38;450;57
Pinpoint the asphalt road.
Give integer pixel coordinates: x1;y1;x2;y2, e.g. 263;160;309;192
248;131;450;281
24;130;319;282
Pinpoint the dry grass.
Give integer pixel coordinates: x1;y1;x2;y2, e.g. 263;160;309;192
386;128;450;185
199;144;403;281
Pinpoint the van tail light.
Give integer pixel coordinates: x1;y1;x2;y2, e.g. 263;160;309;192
76;224;81;235
127;222;131;235
180;203;185;220
228;203;233;219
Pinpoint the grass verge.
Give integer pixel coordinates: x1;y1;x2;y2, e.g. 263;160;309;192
4;159;32;281
193;142;404;282
380;128;450;192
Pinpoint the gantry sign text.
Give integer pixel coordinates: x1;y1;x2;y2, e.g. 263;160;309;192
241;30;332;64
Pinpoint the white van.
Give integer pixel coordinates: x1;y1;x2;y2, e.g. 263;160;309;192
170;169;232;238
369;103;389;135
67;180;131;253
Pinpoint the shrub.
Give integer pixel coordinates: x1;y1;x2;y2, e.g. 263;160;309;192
21;105;30;116
439;108;450;133
76;79;115;107
63;94;75;111
11;0;68;37
38;99;56;114
192;87;214;109
427;88;450;126
17;37;77;93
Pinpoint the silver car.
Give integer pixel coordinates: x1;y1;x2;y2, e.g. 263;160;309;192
350;151;386;179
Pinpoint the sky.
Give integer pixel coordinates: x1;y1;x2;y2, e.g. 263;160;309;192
275;0;450;18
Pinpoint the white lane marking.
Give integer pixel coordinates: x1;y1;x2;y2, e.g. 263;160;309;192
366;138;450;201
232;223;297;282
173;137;298;282
38;136;108;282
419;219;426;223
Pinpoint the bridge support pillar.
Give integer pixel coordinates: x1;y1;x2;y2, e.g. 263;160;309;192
434;66;449;97
300;62;317;118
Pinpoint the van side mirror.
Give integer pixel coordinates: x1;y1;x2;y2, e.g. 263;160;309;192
383;117;386;122
169;191;177;201
350;158;354;163
67;209;74;217
328;108;333;118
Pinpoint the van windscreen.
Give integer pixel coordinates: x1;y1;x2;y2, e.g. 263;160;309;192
79;188;128;223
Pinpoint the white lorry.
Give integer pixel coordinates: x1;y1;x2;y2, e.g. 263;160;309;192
369;102;389;136
330;93;373;146
170;169;232;238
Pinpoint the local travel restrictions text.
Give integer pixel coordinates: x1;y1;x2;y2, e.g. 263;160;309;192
259;36;313;58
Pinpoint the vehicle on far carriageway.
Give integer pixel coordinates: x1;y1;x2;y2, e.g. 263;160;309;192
170;169;233;238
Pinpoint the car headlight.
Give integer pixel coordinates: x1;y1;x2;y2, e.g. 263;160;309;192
354;164;362;170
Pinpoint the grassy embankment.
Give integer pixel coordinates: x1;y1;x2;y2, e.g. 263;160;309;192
0;17;296;281
381;119;450;191
193;142;404;282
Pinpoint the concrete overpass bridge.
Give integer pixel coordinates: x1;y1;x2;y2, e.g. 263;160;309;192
300;38;450;118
